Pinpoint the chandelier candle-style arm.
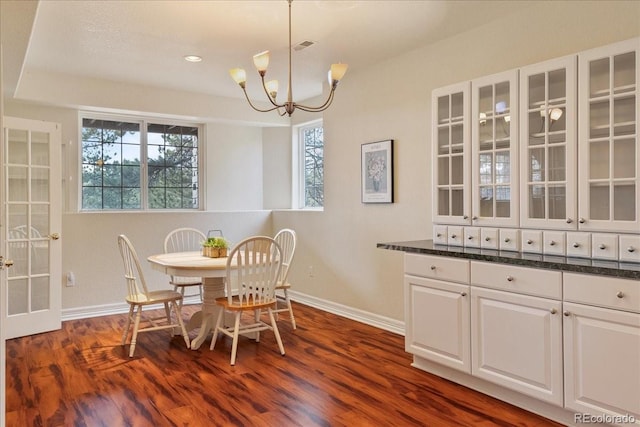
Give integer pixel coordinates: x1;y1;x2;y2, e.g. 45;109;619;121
228;0;348;116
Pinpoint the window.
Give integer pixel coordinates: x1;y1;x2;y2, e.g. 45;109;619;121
298;122;324;208
81;116;201;210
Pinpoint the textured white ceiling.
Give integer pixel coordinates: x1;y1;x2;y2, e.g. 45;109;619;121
5;1;536;102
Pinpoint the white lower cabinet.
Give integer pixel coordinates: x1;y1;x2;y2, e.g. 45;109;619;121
404;274;470;372
563;272;640;426
404;253;640;425
470;287;563;405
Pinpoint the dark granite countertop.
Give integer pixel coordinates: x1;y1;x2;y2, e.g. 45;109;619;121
378;240;640;280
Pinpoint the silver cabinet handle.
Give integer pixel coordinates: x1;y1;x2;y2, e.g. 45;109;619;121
463;215;468;220
504;237;511;243
472;216;478;221
527;239;533;245
451;234;457;239
485;236;490;241
628;246;636;253
563;311;570;317
549;241;556;246
579;218;586;224
599;243;606;250
436;233;442;238
506;275;514;282
550;308;557;314
573;242;580;248
617;291;624;299
460;292;467;297
566;218;573;224
467;235;473;240
430;265;436;270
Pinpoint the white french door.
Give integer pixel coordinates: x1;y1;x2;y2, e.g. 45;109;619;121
3;117;62;339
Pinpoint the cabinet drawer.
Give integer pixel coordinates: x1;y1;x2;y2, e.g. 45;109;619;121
619;235;640;263
471;261;562;299
405;253;469;283
564;273;640;314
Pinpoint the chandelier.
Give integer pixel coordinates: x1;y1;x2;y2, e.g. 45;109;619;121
229;0;348;117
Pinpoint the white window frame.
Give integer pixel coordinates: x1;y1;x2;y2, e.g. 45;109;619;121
78;112;204;211
292;119;324;210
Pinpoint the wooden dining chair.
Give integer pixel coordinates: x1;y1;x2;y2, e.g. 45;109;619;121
164;227;207;304
118;235;190;357
272;228;298;329
210;236;285;365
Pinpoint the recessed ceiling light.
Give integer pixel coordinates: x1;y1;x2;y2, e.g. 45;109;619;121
184;55;202;63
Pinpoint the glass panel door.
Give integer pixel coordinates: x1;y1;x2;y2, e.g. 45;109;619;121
3;117;61;339
520;55;577;229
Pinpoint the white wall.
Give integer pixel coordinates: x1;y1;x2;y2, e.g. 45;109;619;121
273;1;640;321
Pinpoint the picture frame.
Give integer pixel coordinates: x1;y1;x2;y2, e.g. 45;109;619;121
361;139;394;203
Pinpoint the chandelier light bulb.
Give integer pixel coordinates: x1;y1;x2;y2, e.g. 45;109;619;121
253;51;270;74
229;68;247;86
266;80;279;99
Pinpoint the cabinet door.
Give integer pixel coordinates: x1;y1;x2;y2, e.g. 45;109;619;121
520;55;577;230
432;82;471;225
563;302;640;423
404;274;470;373
471;287;563;405
471;70;519;227
578;38;640;233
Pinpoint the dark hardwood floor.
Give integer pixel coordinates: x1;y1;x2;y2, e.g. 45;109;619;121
6;303;562;426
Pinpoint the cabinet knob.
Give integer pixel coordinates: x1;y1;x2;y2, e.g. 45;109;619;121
504;237;511;243
550;308;557;314
436;233;442;238
451;234;457;239
563;311;570;317
463;215;468;220
467;235;473;240
566;218;573;224
579;218;586;224
460;292;467;297
527;239;533;245
506;275;514;282
599;243;606;250
628;246;636;253
472;216;478;221
430;265;436;270
617;291;624;299
549;240;556;246
572;242;580;248
485;236;490;242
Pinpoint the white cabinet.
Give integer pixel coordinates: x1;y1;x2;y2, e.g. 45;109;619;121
432;82;471;225
520;55;577;230
471;287;563;405
404;254;471;372
471;70;519;227
578;38;640;233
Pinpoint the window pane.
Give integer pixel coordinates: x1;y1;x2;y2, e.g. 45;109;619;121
302;125;324;208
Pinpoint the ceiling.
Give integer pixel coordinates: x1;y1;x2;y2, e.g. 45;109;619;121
2;0;536;105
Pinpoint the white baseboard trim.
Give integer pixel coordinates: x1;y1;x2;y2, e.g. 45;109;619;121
62;293;405;336
288;290;405;336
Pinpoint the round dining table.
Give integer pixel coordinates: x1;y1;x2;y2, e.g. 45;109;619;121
147;251;232;350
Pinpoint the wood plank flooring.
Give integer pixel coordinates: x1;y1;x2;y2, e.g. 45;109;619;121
6;303;562;426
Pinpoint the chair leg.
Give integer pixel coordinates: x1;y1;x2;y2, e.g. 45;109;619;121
121;304;135;345
284;289;296;330
230;312;241;365
254;309;261;342
173;301;190;349
129;306;143;357
209;308;225;350
198;285;203;302
268;308;285;356
163;302;172;327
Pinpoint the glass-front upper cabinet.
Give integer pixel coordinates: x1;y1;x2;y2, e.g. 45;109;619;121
432;82;471;225
471;70;519;227
520;56;577;230
578;38;639;233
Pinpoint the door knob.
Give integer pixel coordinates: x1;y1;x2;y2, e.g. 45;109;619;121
0;256;14;269
49;233;61;240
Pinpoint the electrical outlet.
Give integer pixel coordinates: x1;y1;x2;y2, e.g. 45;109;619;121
66;271;75;287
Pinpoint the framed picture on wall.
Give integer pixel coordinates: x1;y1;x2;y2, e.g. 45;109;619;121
361;139;394;203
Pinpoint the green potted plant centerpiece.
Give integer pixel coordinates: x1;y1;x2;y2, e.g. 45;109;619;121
202;236;229;258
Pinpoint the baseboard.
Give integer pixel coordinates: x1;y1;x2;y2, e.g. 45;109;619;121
62;292;405;336
288;290;405;336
